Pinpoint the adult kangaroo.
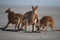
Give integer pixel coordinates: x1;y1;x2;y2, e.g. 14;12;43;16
2;8;23;30
20;6;40;32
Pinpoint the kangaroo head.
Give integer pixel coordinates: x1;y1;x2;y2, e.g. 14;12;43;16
5;8;10;13
32;6;38;14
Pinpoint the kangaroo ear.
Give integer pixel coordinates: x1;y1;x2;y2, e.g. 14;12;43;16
35;6;38;9
8;8;10;10
32;6;33;8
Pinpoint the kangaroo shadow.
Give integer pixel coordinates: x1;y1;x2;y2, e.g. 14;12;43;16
25;31;41;33
0;28;20;32
55;29;60;31
0;28;41;33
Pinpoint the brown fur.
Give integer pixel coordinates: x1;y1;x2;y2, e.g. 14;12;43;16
40;16;54;31
20;6;39;32
2;8;23;30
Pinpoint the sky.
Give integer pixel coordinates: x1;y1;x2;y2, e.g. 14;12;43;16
0;0;60;6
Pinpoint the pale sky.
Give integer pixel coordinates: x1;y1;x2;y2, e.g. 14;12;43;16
0;0;60;6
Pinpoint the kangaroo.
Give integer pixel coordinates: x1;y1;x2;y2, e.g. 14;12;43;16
2;8;23;30
20;6;40;32
39;16;55;31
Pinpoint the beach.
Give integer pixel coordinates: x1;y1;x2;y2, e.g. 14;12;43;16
0;5;60;40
